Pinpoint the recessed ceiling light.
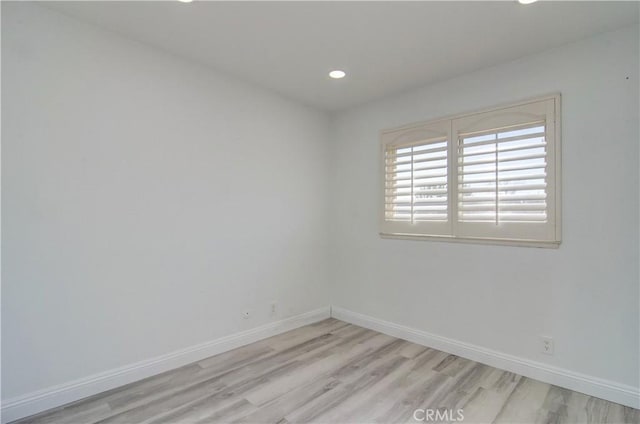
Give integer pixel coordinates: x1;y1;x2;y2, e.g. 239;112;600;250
178;0;193;3
518;0;538;4
329;70;346;79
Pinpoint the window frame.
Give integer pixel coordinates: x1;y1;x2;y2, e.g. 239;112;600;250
379;93;562;248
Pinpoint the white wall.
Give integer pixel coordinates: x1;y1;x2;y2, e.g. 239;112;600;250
2;3;330;400
329;24;639;391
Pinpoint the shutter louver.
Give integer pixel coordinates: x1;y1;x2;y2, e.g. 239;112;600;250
458;122;548;224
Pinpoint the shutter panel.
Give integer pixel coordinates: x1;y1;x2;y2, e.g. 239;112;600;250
452;98;559;243
385;139;448;222
380;120;452;237
458;122;547;223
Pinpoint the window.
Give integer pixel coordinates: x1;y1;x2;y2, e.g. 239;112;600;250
381;95;561;247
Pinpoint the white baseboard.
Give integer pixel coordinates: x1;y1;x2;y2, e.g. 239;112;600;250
331;306;640;409
0;307;331;424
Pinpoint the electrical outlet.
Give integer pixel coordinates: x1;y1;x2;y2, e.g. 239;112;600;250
242;310;250;320
540;336;554;355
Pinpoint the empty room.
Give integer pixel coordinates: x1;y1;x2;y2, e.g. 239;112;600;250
2;1;639;423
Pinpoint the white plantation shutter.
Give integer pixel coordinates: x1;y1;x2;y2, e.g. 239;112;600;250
453;98;559;243
381;95;561;246
380;120;452;237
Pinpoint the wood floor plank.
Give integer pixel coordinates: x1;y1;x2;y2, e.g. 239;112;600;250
312;354;422;423
292;341;424;423
19;401;112;424
148;397;255;424
233;378;341;423
481;368;523;394
245;336;405;406
493;378;552;423
95;380;228;424
106;365;205;411
459;387;516;424
196;344;276;371
13;320;639;424
284;355;411;423
373;371;453;423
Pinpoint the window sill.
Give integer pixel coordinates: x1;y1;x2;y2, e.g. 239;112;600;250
379;232;561;249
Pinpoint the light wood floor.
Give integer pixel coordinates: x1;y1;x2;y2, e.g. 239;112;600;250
14;318;639;424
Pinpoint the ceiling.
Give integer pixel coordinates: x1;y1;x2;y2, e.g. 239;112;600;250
42;1;639;111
